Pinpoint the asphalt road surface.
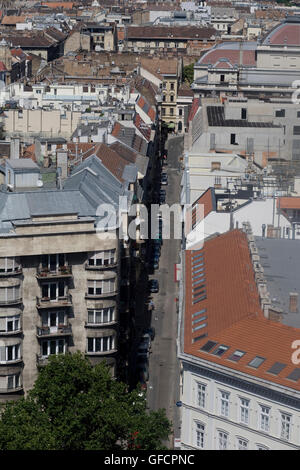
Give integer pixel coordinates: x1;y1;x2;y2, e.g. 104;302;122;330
146;135;184;449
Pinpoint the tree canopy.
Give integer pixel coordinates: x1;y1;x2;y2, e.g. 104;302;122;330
0;352;172;450
183;62;195;85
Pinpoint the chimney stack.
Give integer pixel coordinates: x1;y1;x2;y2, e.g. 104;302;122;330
289;292;298;313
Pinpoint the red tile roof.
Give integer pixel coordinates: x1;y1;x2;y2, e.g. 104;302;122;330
263;22;300;45
134;112;151;142
199;48;256;67
187;97;200;123
183;229;300;391
41;2;74;9
278;197;300;210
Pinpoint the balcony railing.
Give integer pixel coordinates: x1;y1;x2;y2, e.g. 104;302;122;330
36;294;73;309
36;266;73;279
0;267;22;277
0;328;22;337
0;385;23;394
85;290;117;300
36;352;67;367
36;325;72;338
85;262;117;271
0;297;22;307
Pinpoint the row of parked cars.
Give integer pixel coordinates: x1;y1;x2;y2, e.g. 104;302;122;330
136;327;156;389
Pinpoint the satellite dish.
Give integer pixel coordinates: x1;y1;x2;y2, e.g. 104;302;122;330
37;180;43;187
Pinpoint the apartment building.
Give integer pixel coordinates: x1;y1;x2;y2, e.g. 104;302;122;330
178;229;300;450
188;99;284;167
139;57;183;131
2;108;82;139
126;25;217;54
0;151;138;402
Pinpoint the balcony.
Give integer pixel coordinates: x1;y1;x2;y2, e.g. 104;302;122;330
0;297;22;307
0;267;22;277
85;262;117;271
36;325;72;338
85;290;117;300
85;349;117;357
36;266;73;280
36;294;73;309
0;328;22;337
36;353;67;367
0;385;23;394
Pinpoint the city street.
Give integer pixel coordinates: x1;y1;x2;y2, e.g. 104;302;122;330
146;135;184;448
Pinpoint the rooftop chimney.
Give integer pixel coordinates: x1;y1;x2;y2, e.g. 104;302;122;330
289;292;298;313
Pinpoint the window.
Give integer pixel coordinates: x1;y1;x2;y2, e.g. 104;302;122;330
218;431;228;450
88;250;115;267
42;311;65;328
248;356;265;369
196;382;206;408
0;315;20;333
87;307;115;324
195;422;205;448
214;345;229;356
297;111;300;118
162;94;166;102
170;108;174;116
275;109;285;117
41;282;66;300
87;336;114;353
41;254;66;271
170;95;174;102
294;126;300;135
240;398;249;425
280;413;291;440
170;83;174;91
220;391;230;417
87;279;115;296
179;108;183;116
257;444;269;450
162;108;166;116
260;405;270;432
220;74;225;82
241;108;247;120
230;133;236;145
0;285;21;304
214;176;221;186
83;86;89;93
227;349;245;362
0;373;20;391
237;438;248;450
41;339;65;357
0;257;20;274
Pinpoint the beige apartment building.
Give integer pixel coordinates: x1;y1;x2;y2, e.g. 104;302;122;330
3;109;82;139
0;152;138;401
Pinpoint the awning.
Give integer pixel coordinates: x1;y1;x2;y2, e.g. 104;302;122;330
168;123;175;129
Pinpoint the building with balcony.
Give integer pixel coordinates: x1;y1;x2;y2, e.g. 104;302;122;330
0;150;139;402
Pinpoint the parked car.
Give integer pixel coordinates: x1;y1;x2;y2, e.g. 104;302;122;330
143;327;155;341
137;342;150;359
149;279;159;293
140;335;151;350
161;173;168;185
137;363;149;382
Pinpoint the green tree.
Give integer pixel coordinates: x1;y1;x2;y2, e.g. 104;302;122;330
0;352;171;450
183;62;195;84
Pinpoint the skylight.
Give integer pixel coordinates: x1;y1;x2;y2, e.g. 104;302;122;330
267;362;286;376
248;356;265;369
213;345;229;357
286;368;300;382
192;309;206;318
200;340;217;352
227;350;245;362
